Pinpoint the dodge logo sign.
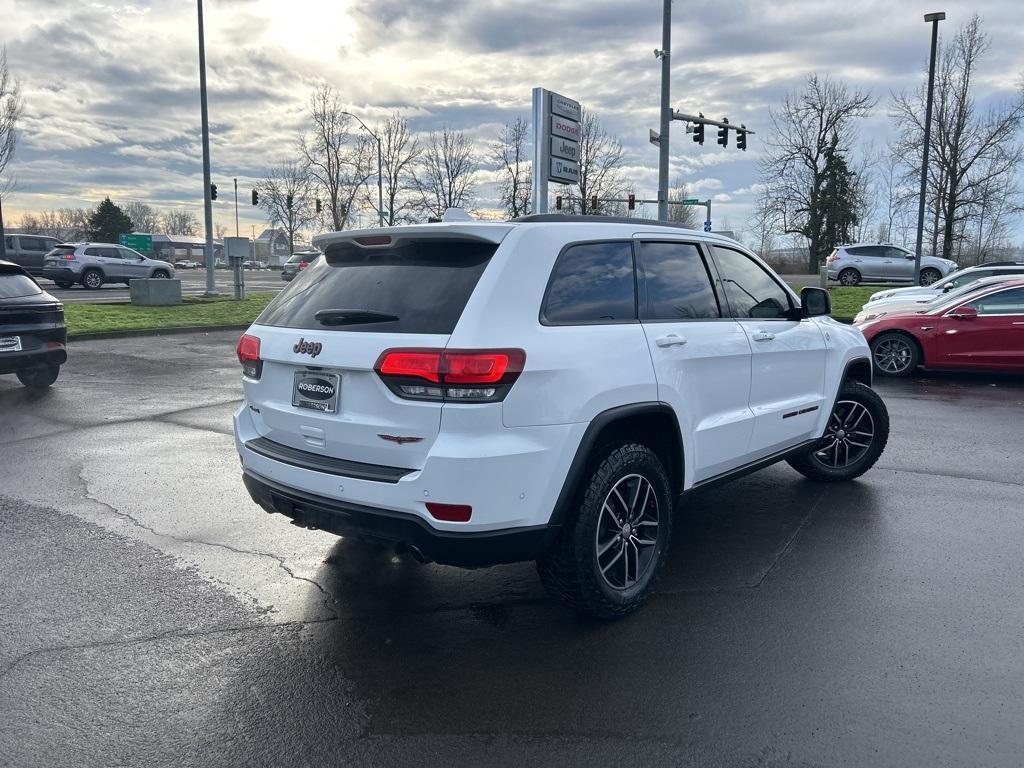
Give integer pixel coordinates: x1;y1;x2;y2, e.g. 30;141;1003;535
294;337;322;357
296;377;335;401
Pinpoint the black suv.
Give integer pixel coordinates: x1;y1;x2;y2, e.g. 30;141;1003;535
0;261;67;388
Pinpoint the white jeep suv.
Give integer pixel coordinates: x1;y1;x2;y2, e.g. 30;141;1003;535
234;216;889;618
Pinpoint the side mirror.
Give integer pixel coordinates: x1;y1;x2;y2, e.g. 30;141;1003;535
905;254;916;260
949;306;978;320
800;287;831;318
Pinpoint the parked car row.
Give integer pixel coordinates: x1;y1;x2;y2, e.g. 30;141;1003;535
855;272;1024;376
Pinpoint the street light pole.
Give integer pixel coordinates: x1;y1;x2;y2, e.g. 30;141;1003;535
196;0;216;295
914;11;945;285
233;177;239;237
342;111;385;227
656;0;672;221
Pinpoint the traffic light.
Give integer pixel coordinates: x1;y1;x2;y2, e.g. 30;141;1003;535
555;195;562;210
210;183;218;201
315;198;322;214
692;123;704;145
286;194;293;210
591;195;598;213
628;193;636;210
251;189;258;206
717;118;729;148
737;126;747;152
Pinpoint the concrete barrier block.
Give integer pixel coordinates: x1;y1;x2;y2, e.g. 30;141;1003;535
129;278;182;306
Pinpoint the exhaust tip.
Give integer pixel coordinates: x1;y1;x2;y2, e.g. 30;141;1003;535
395;542;432;564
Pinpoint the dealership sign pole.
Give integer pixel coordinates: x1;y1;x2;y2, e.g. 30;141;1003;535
532;88;582;215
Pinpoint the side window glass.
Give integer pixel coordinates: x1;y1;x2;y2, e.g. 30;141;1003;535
712;246;793;320
970;287;1024;315
84;247;100;256
120;248;141;260
543;241;636;324
3;237;12;250
100;247;121;259
638;242;720;320
22;238;45;251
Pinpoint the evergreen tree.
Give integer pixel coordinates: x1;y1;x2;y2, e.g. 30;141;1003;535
820;133;859;248
87;197;134;243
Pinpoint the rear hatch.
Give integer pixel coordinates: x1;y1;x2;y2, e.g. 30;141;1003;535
243;226;511;472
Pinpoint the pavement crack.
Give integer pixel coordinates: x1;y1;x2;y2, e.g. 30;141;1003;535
72;465;339;620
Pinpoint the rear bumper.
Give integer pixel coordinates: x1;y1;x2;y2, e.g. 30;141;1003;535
243;470;557;567
0;345;66;374
41;267;79;283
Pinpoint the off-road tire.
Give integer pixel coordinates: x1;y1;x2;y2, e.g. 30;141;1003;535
17;365;60;389
787;380;889;482
537;442;673;619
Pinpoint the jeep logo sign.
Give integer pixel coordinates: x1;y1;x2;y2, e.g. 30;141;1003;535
293;337;322;357
296;377;335;400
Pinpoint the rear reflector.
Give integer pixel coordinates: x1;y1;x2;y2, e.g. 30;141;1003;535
425;502;472;522
236;333;262;379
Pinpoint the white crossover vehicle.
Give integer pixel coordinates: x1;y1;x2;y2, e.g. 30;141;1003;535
864;262;1024;305
235;216;889;618
854;274;1024;324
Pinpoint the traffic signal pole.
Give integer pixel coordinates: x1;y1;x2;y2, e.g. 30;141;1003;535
196;0;217;295
656;0;672;221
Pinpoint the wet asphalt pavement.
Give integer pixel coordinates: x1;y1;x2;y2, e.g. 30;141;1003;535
1;331;1022;767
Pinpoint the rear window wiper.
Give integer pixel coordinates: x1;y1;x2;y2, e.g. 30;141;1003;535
314;308;400;326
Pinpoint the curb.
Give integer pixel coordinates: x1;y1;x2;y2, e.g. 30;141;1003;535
68;324;250;342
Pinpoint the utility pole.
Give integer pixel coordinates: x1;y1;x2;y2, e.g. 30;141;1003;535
0;195;6;262
233;177;239;237
342;111;384;227
914;12;945;284
196;0;217;295
656;0;672;221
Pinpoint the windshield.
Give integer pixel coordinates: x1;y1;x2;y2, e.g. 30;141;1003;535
256;239;495;334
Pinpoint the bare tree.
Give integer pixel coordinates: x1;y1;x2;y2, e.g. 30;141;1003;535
122;201;162;233
215;222;228;240
300;84;375;231
761;73;876;271
493;116;532;218
747;187;778;256
162;209;199;236
258;159;317;254
0;46;24;259
891;16;1024;261
666;178;701;228
557;109;625;214
370;114;420;225
415;126;477;218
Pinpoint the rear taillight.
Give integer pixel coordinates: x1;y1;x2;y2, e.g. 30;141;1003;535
375;348;525;403
299;261;309;269
827;252;839;263
63;253;76;261
236;333;262;379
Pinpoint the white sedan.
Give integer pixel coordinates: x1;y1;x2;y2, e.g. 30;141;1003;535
854;274;1023;323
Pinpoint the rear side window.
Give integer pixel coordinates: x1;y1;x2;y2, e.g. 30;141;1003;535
20;238;48;252
0;273;42;299
969;287;1024;315
638;241;720;320
712;246;793;319
256;239;495;334
542;241;636;325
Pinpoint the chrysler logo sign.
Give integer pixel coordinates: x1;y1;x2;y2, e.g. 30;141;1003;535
296;377;335;400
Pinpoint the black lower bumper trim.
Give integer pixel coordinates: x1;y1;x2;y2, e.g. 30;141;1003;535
0;347;67;375
242;471;558;568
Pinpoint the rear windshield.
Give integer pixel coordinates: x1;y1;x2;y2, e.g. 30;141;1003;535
0;273;43;299
256;240;495;334
46;246;76;257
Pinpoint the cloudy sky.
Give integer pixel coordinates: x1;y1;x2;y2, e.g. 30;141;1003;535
2;0;1023;241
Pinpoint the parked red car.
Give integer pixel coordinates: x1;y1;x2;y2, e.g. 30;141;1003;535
856;277;1024;376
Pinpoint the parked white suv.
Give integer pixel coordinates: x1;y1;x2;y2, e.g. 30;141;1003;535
234;216;889;618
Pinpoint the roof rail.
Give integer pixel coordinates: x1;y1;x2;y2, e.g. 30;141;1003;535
512;214;703;231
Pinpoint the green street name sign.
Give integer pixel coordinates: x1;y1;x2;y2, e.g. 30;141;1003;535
681;198;700;205
119;233;153;252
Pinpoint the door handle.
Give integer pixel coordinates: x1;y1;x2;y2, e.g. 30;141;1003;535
752;330;775;342
655;334;687;347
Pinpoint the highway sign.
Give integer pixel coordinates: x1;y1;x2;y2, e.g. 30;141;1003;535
119;233;153;252
550;157;580;183
681;198;700;205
